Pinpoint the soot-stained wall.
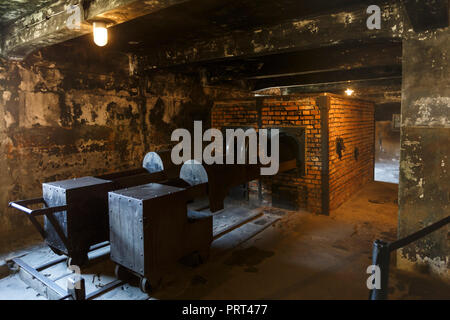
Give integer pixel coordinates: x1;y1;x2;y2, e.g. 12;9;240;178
375;103;401;165
398;28;449;280
0;44;251;251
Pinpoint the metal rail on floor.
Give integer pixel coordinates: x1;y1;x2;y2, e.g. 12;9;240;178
13;257;72;299
7;242;123;300
369;215;450;300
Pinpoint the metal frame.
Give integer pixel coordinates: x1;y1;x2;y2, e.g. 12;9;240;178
12;257;71;299
369;215;450;300
9;198;69;248
8;242;122;300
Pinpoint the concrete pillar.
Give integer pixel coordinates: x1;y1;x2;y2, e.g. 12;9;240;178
398;27;449;280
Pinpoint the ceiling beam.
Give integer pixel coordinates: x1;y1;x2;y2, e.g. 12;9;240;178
139;2;404;69
283;77;402;104
192;41;401;86
0;0;187;60
246;42;401;80
252;65;402;90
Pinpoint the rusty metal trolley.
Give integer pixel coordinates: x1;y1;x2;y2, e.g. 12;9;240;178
108;147;298;293
8;151;180;266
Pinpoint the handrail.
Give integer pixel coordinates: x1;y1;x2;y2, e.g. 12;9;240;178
369;215;450;300
389;216;450;251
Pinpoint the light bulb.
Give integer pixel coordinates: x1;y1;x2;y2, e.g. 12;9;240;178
93;22;108;47
345;88;354;96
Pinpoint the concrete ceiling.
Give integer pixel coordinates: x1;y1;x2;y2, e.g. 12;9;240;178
1;0;446;104
0;0;57;28
8;0;403;104
2;0;447;61
99;0;379;52
0;0;384;59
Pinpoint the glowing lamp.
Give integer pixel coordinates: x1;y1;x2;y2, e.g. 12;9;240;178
93;21;108;47
345;88;354;96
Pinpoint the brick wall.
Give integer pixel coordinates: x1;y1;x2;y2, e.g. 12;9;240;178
328;95;375;210
210;100;258;128
211;94;374;214
260;97;322;213
212;96;323;213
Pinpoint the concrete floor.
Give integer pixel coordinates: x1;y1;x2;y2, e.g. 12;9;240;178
375;160;399;184
158;181;449;300
1;181;449;300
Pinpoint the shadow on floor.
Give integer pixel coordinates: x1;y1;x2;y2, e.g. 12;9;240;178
1;181;449;300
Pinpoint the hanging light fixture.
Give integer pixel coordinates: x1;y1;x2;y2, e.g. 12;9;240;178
93;21;108;47
345;88;354;96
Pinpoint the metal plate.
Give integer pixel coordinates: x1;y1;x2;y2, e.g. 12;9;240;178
142;152;164;173
44;176;111;190
109;194;144;275
180;160;208;186
109;183;186;201
42;177;113;256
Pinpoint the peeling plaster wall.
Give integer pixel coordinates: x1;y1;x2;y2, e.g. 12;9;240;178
375;102;401;164
398;27;449;280
375;122;400;163
0;46;251;251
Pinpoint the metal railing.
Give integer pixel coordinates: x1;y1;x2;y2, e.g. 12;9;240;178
369;215;450;300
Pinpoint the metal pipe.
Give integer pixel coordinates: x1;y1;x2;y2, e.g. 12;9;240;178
390;215;450;251
369;240;391;300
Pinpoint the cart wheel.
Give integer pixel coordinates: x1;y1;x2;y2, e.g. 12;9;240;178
139;277;152;294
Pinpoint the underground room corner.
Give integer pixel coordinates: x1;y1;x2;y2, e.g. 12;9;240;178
0;0;448;306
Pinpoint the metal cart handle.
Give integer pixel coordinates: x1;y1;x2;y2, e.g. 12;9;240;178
9;198;69;246
9;198;68;217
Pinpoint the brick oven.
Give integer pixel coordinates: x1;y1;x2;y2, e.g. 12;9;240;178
212;93;375;215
